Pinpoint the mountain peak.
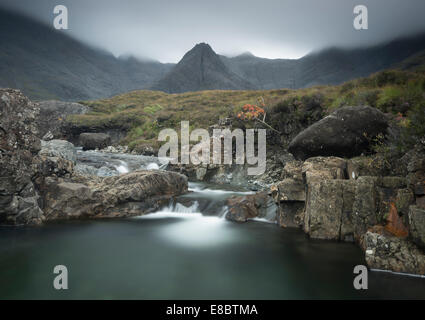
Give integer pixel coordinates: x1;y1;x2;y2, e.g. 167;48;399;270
182;42;217;62
192;42;213;51
150;42;255;93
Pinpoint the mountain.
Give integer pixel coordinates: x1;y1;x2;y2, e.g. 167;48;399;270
221;33;425;89
0;8;173;101
220;54;298;89
150;43;254;93
0;7;424;100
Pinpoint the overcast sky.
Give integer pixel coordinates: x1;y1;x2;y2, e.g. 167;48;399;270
1;0;425;62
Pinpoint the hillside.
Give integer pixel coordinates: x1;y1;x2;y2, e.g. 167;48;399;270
0;9;172;101
221;33;425;89
1;8;425;100
66;57;425;153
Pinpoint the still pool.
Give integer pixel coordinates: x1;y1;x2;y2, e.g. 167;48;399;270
1;213;425;299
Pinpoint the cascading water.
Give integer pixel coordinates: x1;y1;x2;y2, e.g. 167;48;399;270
136;199;233;247
75;149;166;176
146;162;160;170
115;160;129;174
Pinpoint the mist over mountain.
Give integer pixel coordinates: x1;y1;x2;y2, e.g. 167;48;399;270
0;8;425;100
0;8;172;101
221;33;425;89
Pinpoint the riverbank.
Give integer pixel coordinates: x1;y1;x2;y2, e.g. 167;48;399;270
1;179;425;299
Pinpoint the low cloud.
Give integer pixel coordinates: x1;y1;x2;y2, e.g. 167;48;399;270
1;0;425;62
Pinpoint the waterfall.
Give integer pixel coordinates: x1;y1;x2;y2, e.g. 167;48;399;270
135;201;201;219
114;160;129;174
146;162;160;170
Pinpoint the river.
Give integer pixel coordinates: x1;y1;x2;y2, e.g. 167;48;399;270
0;150;424;299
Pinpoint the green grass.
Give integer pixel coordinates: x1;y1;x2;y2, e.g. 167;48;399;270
67;89;293;150
67;68;425;152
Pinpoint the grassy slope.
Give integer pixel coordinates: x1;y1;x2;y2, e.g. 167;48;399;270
67;67;425;151
68;89;291;150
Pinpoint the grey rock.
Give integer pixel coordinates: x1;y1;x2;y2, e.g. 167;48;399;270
304;179;356;241
277;202;305;228
42;131;54;141
37;100;90;138
271;178;305;202
408;205;425;250
364;231;425;275
40;139;77;164
74;164;99;176
0;89;44;225
225;192;277;222
43;170;188;220
79;133;111;151
302;156;347;184
288;106;388;160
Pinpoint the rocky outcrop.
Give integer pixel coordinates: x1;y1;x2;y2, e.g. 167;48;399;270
43;170;188;220
304;179;356;241
302;156;347;184
301;158;354;240
346;156;390;180
271;160;305;227
405;145;425;209
1;90;189;225
225;192;277;222
39;139;77;164
36;100;89;139
79;133;111;150
269;152;425;275
271;157;348;230
0;89;44;225
352;176;412;242
364;231;425;275
288;106;388;160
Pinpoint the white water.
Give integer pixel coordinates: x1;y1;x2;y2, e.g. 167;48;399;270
77;149;275;247
76;149;164;176
115;160;129;174
188;182;254;195
146;162;160;170
135;200;234;248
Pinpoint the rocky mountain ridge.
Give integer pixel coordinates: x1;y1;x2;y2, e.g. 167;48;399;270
1;8;425;100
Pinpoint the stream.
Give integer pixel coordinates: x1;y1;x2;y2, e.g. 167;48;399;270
0;150;424;299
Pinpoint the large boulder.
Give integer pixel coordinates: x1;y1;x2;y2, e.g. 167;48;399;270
288;106;388;160
0;89;44;225
43;170;188;220
79;132;111;150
